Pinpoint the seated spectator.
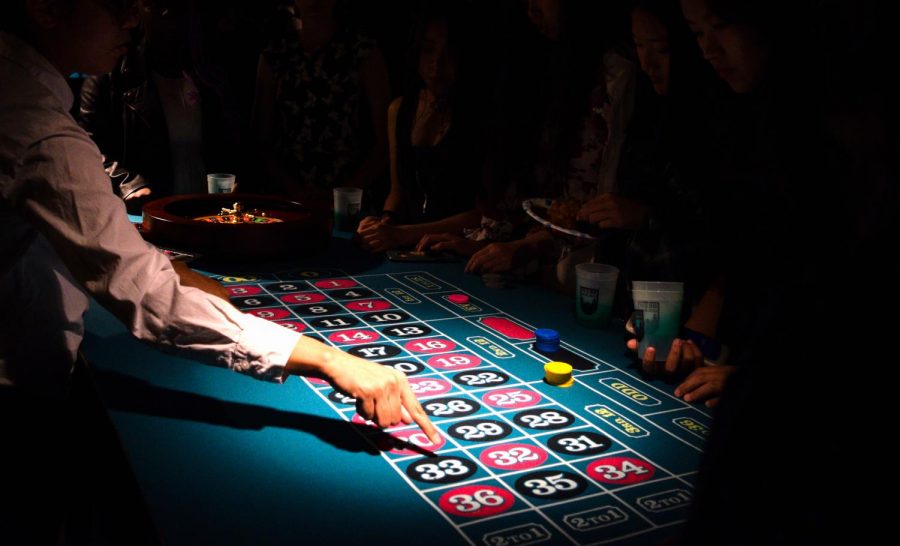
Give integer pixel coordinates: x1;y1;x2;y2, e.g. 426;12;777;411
420;0;636;280
357;4;484;252
602;0;733;405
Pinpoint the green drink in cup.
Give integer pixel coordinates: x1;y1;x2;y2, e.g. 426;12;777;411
631;281;683;361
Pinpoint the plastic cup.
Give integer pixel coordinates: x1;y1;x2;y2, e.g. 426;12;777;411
575;263;619;328
207;173;235;194
333;187;363;231
631;281;684;361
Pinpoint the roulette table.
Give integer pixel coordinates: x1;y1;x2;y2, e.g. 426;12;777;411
81;233;711;546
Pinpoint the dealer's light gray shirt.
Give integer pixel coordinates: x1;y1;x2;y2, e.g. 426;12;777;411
0;32;299;397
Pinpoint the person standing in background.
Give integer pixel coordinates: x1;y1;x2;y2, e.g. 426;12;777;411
252;0;390;200
79;0;245;212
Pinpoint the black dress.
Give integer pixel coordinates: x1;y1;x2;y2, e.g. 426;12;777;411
393;92;481;223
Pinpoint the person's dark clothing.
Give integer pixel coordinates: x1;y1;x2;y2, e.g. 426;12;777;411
611;76;723;317
261;17;377;191
392;92;481;224
78;44;242;199
682;3;897;540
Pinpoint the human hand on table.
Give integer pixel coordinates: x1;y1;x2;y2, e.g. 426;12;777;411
673;364;736;408
576;193;649;230
624;319;733;407
357;222;418;252
124;187;152;200
416;233;485;257
624;317;704;376
465;240;529;273
285;338;441;443
357;215;387;232
122;184;152;215
627;336;705;377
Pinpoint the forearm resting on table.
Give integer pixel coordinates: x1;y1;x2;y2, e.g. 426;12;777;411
405;210;481;238
523;228;557;258
372;210;481;245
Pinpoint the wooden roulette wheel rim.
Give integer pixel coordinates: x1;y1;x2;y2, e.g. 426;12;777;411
141;193;332;257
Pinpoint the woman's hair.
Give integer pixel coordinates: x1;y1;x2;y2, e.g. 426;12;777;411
402;2;471;102
705;0;773;29
398;1;490;131
630;0;714;101
553;0;629;183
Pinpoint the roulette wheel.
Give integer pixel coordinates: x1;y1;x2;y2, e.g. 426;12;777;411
141;193;332;258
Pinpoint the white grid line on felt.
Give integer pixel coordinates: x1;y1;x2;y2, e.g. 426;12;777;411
354;274;680;535
282;270;693;542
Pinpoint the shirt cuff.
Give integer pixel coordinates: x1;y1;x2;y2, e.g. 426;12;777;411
231;314;301;383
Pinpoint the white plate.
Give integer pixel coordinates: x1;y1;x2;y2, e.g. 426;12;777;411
522;198;597;240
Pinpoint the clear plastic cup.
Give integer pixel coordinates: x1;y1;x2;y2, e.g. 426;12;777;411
575;263;619;328
207;173;235;194
631;281;684;361
333;187;363;231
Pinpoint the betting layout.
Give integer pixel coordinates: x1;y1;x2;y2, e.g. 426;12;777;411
218;269;713;546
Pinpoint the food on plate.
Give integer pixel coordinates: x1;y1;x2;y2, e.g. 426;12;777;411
546;199;582;229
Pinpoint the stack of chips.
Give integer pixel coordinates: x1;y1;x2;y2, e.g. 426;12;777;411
544;361;574;387
534;328;560;353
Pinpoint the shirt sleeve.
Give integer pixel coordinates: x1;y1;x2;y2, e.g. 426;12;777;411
596;49;637;193
18;122;300;382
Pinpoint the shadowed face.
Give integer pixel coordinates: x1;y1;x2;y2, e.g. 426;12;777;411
418;21;458;96
632;8;671;96
527;0;561;40
37;0;138;75
680;0;767;93
294;0;336;19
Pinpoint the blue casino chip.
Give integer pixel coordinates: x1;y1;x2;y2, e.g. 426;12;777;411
534;328;560;353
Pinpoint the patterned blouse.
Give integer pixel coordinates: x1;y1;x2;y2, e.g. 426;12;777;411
262;8;377;189
468;48;635;243
565;48;636;201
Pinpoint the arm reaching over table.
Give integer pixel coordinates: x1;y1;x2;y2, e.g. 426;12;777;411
416;232;486;257
285;337;440;442
465;230;555;274
0;3;440;444
170;260;230;301
357;210;480;253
